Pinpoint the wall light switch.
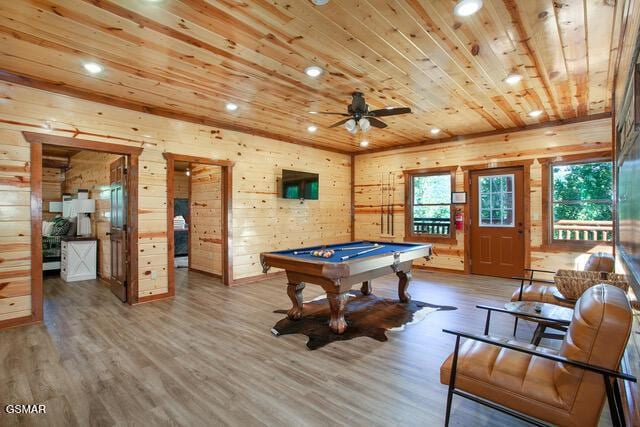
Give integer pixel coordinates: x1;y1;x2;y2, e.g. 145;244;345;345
151;271;158;280
532;212;540;221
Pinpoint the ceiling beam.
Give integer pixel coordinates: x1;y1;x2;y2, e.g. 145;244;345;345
356;112;612;155
0;70;352;155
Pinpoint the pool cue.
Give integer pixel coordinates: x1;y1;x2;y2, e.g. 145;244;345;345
391;173;395;236
380;172;384;234
340;245;385;261
386;172;391;234
293;244;379;255
336;243;380;251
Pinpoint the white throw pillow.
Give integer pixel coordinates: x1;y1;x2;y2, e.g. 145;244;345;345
42;221;54;236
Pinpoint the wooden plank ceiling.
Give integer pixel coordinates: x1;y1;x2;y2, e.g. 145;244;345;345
0;0;621;153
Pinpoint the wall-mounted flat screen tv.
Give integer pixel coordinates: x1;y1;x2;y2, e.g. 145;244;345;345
282;169;319;200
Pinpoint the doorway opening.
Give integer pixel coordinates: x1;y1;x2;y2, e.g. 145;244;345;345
165;153;233;295
27;132;141;322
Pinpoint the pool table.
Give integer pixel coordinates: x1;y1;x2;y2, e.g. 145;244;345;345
260;241;432;334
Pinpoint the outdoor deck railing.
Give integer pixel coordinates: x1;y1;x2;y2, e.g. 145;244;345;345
553;220;613;241
413;217;450;235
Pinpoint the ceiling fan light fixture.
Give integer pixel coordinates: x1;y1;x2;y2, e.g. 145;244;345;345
225;102;238;111
359;140;369;147
528;109;543;118
454;0;483;17
185;169;190;176
304;66;323;78
307;124;317;133
345;118;357;133
430;128;441;135
83;62;103;74
505;73;523;85
311;0;330;5
358;118;371;132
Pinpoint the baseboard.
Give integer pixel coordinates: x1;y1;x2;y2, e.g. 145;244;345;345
231;270;286;286
0;314;39;330
414;265;468;275
135;292;173;304
188;267;222;279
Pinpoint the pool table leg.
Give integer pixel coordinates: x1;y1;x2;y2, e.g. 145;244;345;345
360;281;372;295
286;282;305;320
327;291;349;334
397;270;412;303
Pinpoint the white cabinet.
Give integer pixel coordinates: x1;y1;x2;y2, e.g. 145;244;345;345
61;239;97;282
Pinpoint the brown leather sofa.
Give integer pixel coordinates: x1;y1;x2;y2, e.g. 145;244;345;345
440;285;635;426
511;252;616;308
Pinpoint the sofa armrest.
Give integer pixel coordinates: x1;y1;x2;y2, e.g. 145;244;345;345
442;328;636;382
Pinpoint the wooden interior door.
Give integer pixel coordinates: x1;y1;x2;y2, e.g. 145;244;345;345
109;156;127;302
470;167;525;278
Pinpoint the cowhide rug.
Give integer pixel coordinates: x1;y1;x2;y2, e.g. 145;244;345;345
272;291;457;350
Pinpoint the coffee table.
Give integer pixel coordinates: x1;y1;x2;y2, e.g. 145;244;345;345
476;302;573;346
504;301;573;345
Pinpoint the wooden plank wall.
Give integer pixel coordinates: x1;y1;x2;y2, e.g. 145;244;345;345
0;129;31;321
64;151;120;279
189;164;222;276
354;118;613;273
0;82;351;320
174;173;189;199
42;167;63;221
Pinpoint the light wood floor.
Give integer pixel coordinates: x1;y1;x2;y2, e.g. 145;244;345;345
0;269;627;426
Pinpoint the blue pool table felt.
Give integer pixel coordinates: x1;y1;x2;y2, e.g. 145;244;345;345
272;241;424;263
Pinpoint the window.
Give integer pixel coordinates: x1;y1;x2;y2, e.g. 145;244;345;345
479;174;514;227
405;170;454;240
550;160;613;243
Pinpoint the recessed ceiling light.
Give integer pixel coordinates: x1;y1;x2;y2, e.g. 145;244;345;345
185;169;190;176
225;102;238;111
309;111;318;114
359;140;369;147
304;66;323;78
307;125;317;133
454;0;483;17
430;128;441;135
83;62;103;74
528;109;543;118
311;0;329;5
42;121;53;130
505;73;523;85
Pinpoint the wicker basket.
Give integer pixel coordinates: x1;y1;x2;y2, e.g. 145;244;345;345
554;270;628;300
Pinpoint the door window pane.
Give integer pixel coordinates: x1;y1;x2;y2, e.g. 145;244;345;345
478;175;515;227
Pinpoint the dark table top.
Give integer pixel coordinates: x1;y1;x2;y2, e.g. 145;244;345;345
504;301;573;324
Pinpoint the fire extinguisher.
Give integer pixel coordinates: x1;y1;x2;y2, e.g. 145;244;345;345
455;208;464;231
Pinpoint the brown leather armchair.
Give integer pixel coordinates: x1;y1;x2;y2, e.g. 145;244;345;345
440;285;635;426
511;252;616;308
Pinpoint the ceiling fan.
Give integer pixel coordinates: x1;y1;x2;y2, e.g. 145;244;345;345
315;92;411;133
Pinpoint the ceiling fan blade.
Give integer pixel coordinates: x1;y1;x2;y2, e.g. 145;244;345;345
367;117;387;128
329;117;352;128
368;107;412;117
314;112;350;116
